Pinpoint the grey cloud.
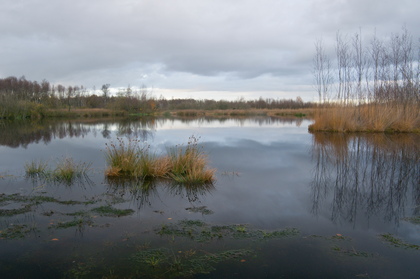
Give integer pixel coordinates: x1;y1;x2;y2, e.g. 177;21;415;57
0;0;419;100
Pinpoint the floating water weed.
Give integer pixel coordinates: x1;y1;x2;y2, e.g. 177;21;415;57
156;220;299;242
130;247;252;277
91;205;134;217
50;217;94;229
379;233;420;250
0;224;37;239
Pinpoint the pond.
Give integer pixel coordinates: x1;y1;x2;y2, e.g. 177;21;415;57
0;117;419;278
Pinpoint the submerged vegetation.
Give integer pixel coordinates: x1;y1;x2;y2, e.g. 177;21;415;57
105;136;215;184
91;205;134;217
379;233;420;250
156;219;300;242
130;247;252;277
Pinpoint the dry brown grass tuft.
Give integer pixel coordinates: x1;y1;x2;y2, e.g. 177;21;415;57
104;136;215;184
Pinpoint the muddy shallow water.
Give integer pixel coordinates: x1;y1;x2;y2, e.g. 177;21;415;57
0;117;419;278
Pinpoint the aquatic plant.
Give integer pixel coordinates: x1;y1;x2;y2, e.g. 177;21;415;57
0;224;37;239
50;217;94;229
52;157;91;183
24;160;49;177
130;247;252;277
156;219;299;242
104;135;215;184
379;233;420;250
91;205;134;217
105;138;141;177
167;135;215;184
24;157;91;184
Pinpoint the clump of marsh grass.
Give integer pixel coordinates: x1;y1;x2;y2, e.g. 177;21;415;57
104;136;215;185
24;157;91;184
105;138;170;179
24;160;49;177
105;138;141;177
52;157;91;183
167;136;215;184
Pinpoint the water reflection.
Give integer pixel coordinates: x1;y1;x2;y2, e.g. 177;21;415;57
173;116;304;127
311;133;419;226
0;116;303;148
0;118;156;148
105;177;214;209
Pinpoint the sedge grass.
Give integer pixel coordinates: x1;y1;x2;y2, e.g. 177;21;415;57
24;160;49;177
104;136;215;184
167;136;215;184
53;157;91;183
25;157;91;183
105;138;170;179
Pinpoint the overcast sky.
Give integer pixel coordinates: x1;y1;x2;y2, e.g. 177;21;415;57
1;0;419;101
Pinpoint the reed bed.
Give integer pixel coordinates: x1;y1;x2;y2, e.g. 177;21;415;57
105;136;215;184
309;103;420;133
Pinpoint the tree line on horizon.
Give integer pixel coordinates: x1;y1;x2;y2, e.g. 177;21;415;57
0;76;311;119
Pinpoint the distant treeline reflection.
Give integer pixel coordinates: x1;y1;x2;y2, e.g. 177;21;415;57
0;117;303;148
311;133;419;226
0;118;157;148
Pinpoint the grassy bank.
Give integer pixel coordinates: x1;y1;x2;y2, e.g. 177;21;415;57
309;103;420;133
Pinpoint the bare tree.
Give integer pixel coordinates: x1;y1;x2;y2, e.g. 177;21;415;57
352;29;367;103
336;31;352;102
313;38;332;103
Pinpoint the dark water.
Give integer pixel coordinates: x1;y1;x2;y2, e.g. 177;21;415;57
0;117;419;278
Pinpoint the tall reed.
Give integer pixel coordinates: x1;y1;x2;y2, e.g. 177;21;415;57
309;103;420;133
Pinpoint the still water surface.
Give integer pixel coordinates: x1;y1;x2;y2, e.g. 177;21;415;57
0;117;419;278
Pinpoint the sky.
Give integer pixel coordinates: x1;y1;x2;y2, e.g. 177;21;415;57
1;0;419;101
